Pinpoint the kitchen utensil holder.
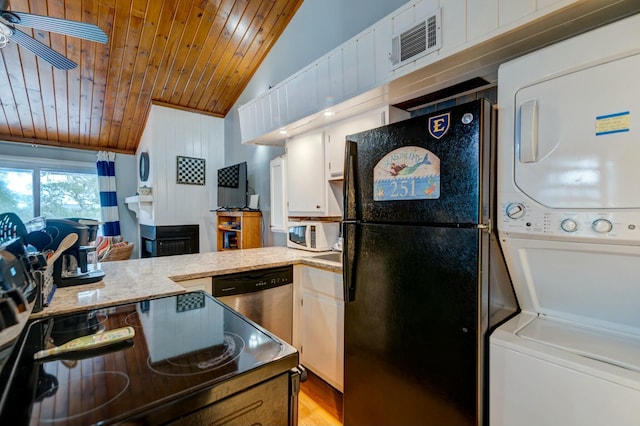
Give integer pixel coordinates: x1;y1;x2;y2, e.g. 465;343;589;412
32;266;54;313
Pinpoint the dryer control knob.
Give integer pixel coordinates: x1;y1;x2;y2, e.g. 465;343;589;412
592;219;613;233
505;203;526;219
561;219;578;232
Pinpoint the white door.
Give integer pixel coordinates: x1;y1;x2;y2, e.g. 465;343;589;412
286;131;327;215
269;156;287;232
512;52;640;209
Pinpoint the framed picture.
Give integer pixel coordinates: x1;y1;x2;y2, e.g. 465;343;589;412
176;156;206;185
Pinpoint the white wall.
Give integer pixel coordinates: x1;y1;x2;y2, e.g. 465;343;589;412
136;105;225;252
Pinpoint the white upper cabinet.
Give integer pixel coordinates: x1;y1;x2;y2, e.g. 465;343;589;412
325;106;410;180
287;66;319;123
239;0;630;145
328;49;344;102
357;30;376;92
238;101;257;143
342;39;359;99
286;131;341;217
316;57;332;111
373;18;393;85
267;90;281;130
286;131;326;215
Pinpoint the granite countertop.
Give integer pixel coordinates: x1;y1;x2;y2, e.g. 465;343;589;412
31;246;342;319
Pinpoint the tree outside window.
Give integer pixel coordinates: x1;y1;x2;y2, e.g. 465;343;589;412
0;166;100;223
0;169;34;221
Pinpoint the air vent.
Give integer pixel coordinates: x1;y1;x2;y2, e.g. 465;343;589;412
390;10;441;69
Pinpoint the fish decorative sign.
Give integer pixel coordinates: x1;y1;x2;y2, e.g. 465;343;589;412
373;146;440;201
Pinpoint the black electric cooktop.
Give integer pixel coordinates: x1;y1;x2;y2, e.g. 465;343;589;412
0;292;298;425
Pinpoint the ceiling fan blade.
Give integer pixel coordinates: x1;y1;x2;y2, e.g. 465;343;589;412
3;11;108;44
9;28;76;69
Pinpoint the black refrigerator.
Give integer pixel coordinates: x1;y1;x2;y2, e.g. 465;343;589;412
342;99;517;426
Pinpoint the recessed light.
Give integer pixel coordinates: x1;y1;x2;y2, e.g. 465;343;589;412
323;111;335;117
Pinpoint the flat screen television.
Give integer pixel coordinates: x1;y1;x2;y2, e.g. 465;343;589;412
217;161;248;209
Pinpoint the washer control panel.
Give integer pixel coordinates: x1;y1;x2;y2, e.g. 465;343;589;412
499;198;640;243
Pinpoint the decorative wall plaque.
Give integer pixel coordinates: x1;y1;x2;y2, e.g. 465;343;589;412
176;155;206;185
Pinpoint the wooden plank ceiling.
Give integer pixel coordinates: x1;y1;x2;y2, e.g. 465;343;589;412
0;0;303;154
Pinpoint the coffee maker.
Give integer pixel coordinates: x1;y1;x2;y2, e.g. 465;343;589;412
46;218;105;287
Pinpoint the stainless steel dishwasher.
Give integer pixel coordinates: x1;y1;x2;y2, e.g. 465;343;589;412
212;265;293;344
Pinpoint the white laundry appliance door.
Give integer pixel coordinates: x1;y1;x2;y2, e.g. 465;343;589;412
499;237;640;333
511;51;640;209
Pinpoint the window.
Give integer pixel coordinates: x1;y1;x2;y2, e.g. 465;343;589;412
0;160;100;224
0;168;33;220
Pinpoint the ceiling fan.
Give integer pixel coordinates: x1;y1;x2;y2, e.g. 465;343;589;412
0;0;107;70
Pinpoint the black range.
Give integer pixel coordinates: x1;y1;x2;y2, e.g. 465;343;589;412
0;291;300;425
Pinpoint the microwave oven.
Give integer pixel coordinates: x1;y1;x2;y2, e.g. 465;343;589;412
287;221;340;252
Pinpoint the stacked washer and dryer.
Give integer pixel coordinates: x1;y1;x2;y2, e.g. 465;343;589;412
491;13;640;426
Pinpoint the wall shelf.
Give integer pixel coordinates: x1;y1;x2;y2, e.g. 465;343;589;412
125;195;154;218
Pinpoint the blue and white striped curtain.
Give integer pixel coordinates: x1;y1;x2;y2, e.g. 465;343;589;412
96;151;121;237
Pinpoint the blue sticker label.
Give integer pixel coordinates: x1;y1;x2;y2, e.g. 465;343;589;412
373;146;440;201
595;111;630;136
428;112;450;139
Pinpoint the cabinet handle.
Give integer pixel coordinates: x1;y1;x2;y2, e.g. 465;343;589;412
316;205;321;209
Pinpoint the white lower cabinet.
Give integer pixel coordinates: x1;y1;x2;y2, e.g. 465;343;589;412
177;277;212;295
294;265;344;392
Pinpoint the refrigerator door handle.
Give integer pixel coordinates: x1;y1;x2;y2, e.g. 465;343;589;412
343;140;358;221
342;222;357;302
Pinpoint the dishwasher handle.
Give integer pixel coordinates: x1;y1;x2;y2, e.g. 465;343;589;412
212;266;293;297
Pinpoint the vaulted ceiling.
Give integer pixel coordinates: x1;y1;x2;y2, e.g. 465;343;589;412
0;0;303;154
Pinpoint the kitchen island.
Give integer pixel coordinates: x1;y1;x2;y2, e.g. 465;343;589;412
32;246;342;319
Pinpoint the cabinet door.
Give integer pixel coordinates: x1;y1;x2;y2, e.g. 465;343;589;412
326;106;411;180
238;102;258;143
357;30;375;91
326;108;385;181
301;288;344;391
287;66;318;123
342;40;358;98
286;131;326;215
269;156;287;232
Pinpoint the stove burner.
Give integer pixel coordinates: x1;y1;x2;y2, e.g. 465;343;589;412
34;370;129;423
148;333;244;376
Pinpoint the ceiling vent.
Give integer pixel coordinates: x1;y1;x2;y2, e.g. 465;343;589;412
390;10;441;69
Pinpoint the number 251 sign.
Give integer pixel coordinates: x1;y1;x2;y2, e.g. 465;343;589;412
373;146;440;201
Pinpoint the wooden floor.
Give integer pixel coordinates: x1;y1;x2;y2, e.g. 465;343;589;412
298;370;343;426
